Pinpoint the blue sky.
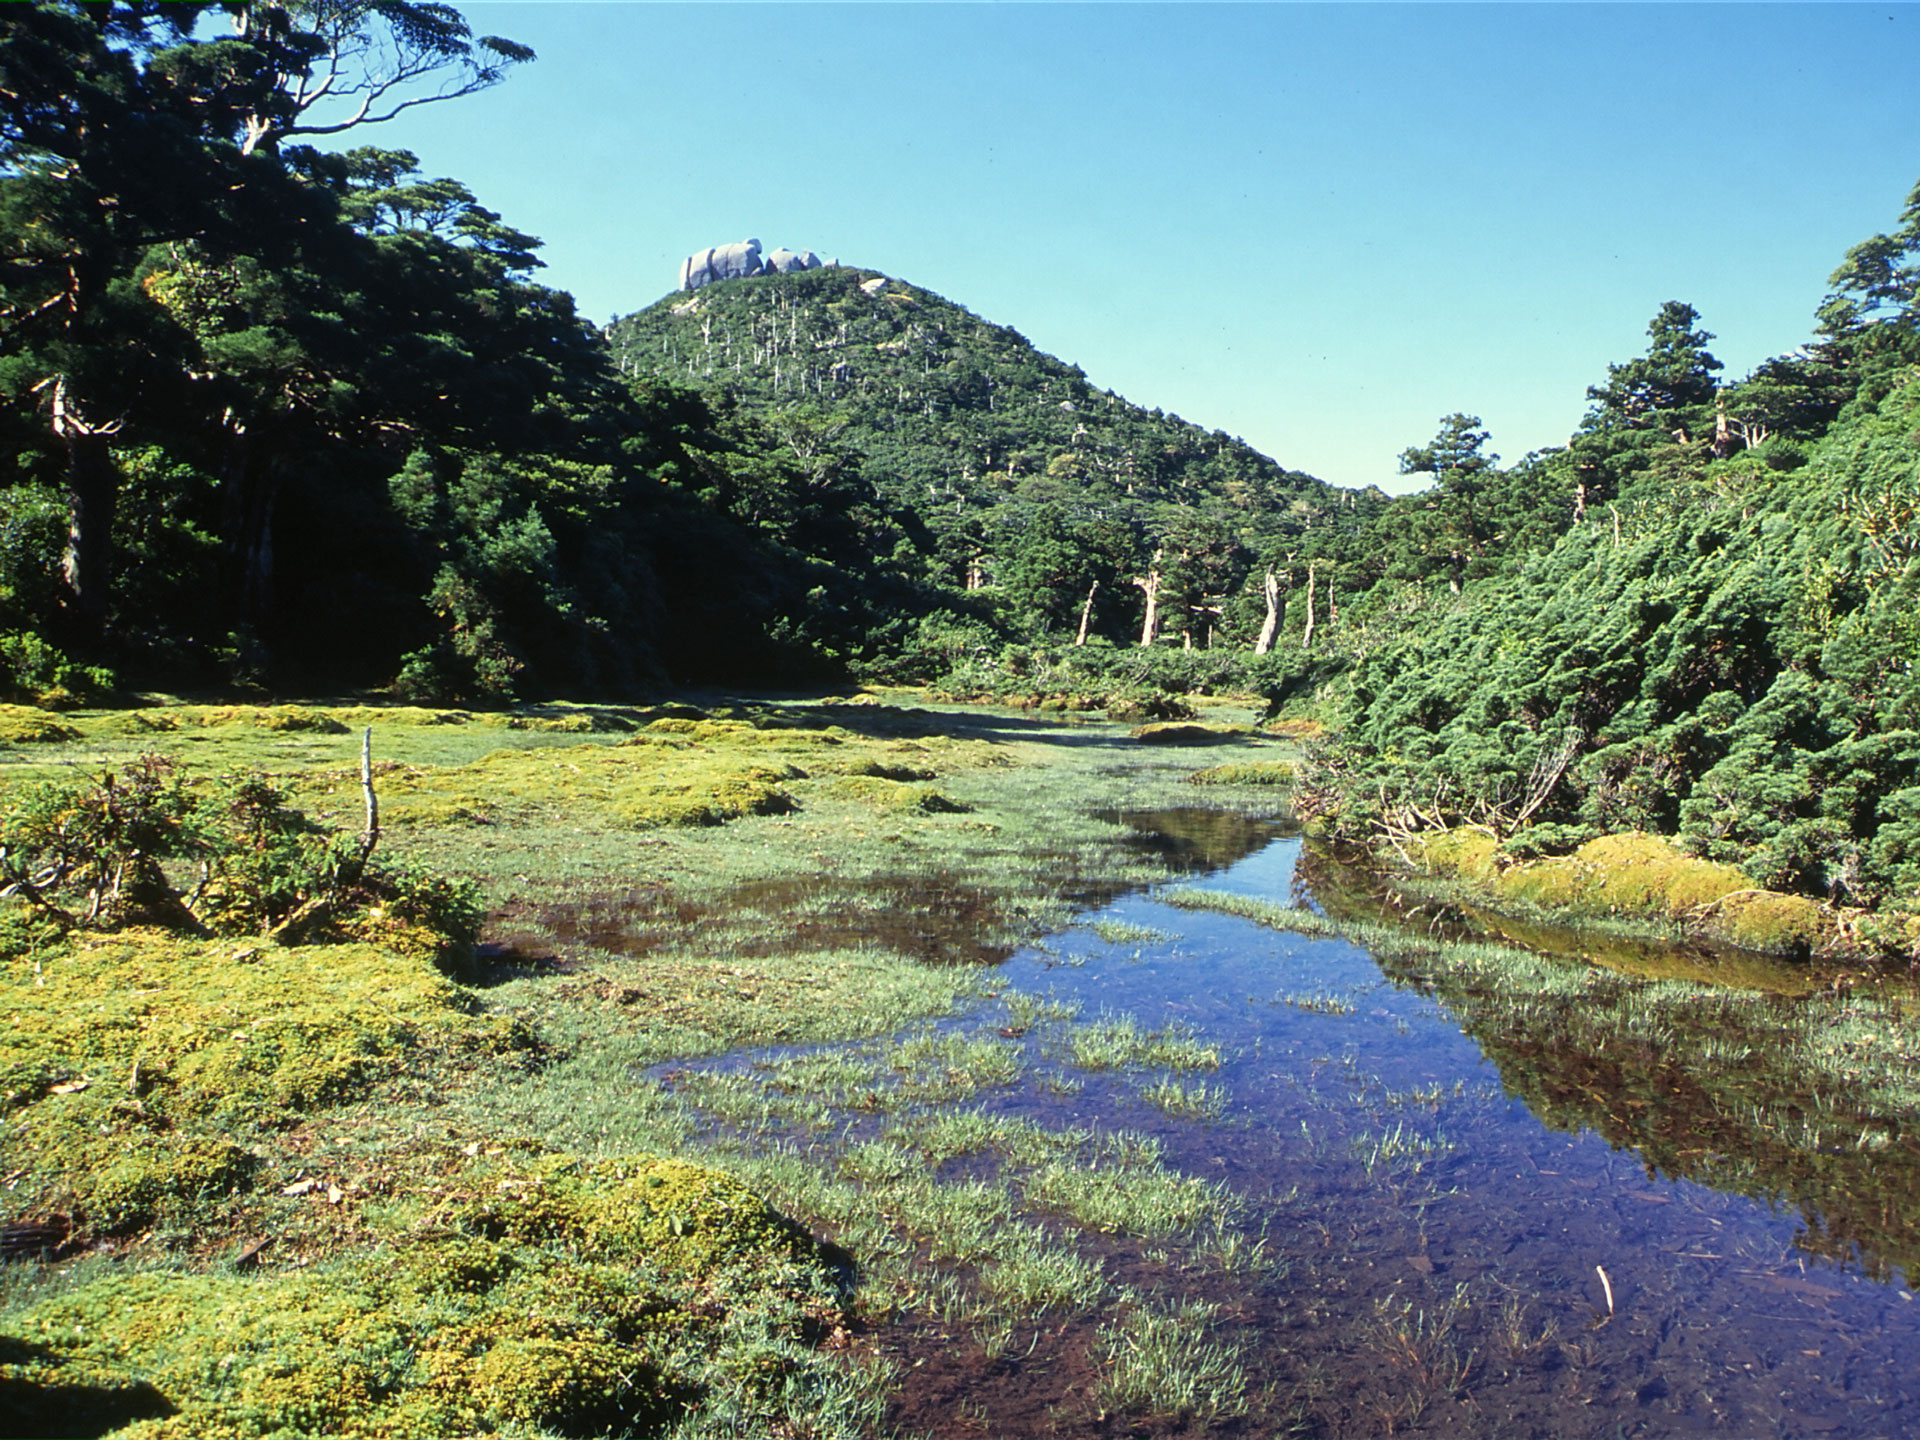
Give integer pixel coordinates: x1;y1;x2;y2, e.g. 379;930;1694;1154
374;4;1920;493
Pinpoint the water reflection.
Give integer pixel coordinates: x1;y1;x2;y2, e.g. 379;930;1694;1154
960;828;1920;1438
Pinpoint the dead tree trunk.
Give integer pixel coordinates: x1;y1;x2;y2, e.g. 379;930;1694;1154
1300;560;1317;649
1254;568;1283;654
1132;551;1163;647
1073;581;1099;646
48;377;120;633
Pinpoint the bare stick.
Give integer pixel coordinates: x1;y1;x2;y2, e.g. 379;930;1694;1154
358;726;379;865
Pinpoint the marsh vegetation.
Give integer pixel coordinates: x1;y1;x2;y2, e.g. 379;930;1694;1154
5;694;1918;1438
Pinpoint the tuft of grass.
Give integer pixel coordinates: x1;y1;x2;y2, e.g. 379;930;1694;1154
1085;918;1170;946
1095;1297;1250;1423
980;1236;1110;1314
1025;1158;1234;1239
1062;1012;1221;1073
1139;1075;1229;1121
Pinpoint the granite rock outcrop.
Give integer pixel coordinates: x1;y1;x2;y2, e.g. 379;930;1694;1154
678;239;834;291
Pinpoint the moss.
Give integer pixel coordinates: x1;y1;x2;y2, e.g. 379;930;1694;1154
306;742;806;832
0;928;520;1236
463;1152;814;1272
1129;721;1243;745
827;775;970;814
0;706;81;745
1405;828;1825;957
74;1133;260;1235
183;705;353;734
1407;828;1501;884
1105;694;1197;723
1;1151;833;1439
1185;759;1295;786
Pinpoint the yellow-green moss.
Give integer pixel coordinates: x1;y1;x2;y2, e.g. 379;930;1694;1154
0;705;81;745
0;1153;832;1439
1406;828;1501;884
1405;829;1825;957
826;775;970;814
1185;759;1296;787
1;928;526;1234
307;743;804;831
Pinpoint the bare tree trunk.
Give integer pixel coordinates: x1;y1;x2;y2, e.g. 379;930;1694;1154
1300;560;1317;649
1254;568;1282;654
1074;581;1099;646
1132;551;1163;647
48;378;120;634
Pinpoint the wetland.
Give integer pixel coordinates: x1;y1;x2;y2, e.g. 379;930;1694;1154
3;695;1918;1438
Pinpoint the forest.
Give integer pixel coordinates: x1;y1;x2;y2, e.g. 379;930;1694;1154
1;0;1917;933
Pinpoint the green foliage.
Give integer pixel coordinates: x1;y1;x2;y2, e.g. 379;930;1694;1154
1303;369;1920;927
608;266;1378;667
0;753;455;942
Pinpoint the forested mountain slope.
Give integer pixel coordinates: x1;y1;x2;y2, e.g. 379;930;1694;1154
608;266;1382;660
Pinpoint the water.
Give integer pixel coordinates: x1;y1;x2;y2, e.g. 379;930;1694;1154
678;821;1920;1437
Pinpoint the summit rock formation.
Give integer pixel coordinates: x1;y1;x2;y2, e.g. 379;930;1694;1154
678;239;835;292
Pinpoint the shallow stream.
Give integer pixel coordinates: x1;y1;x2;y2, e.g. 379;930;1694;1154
674;811;1920;1438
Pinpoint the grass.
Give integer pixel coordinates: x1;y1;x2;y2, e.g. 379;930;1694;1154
1139;1075;1230;1120
0;695;1313;1436
1025;1156;1236;1239
1095;1296;1251;1424
1185;758;1297;787
1059;1011;1222;1073
0;691;1295;1438
1084;917;1171;946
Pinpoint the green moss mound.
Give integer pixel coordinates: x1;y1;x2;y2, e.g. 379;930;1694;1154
0;1152;838;1440
0;705;81;745
1128;721;1242;746
1185;759;1295;786
1408;828;1826;956
0;926;526;1237
827;774;971;814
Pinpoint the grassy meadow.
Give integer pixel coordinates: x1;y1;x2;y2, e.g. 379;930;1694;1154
0;690;1294;1438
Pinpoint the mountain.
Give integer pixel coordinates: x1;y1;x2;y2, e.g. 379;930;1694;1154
607;265;1382;664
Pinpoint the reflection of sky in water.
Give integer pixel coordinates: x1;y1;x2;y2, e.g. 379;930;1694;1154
985;833;1920;1437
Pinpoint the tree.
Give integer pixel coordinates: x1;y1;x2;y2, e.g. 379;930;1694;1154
1816;175;1920;380
1583;301;1723;437
0;1;531;646
0;2;220;633
1396;413;1498;592
199;1;533;157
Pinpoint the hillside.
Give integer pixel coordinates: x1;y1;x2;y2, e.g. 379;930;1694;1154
608;266;1383;661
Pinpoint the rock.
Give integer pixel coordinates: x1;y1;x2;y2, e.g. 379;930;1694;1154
678;238;763;291
764;247;824;274
678;241;831;290
860;276;889;296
